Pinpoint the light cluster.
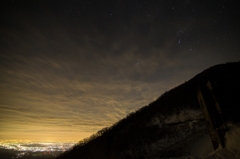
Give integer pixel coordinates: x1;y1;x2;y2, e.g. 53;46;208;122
0;140;76;152
0;140;76;158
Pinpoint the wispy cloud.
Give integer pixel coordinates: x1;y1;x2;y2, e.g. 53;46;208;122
2;2;238;141
0;33;188;141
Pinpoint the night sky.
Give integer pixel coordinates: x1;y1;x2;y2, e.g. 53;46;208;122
0;0;240;141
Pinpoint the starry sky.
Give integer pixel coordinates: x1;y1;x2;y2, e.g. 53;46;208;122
0;0;240;142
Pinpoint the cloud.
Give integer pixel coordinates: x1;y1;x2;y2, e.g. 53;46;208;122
0;41;184;141
2;4;236;141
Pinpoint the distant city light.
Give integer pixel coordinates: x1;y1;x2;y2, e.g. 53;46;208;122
0;140;76;158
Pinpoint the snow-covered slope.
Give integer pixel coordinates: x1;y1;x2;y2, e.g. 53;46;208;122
142;109;210;158
148;111;240;159
147;113;240;159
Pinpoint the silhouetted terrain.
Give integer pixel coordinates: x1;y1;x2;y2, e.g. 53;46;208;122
56;62;240;159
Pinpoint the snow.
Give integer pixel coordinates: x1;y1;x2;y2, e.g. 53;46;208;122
224;122;240;158
148;109;203;128
145;109;240;159
164;109;203;124
189;132;214;156
148;107;240;159
206;122;240;159
183;122;240;159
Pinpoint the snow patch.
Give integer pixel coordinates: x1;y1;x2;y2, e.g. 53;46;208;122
208;122;240;159
189;132;214;156
184;122;240;159
148;109;203;127
224;122;240;158
164;109;203;124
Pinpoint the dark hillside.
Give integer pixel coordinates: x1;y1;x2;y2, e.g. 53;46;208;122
56;62;240;159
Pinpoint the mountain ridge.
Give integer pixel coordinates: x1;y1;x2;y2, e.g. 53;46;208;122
56;61;240;159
